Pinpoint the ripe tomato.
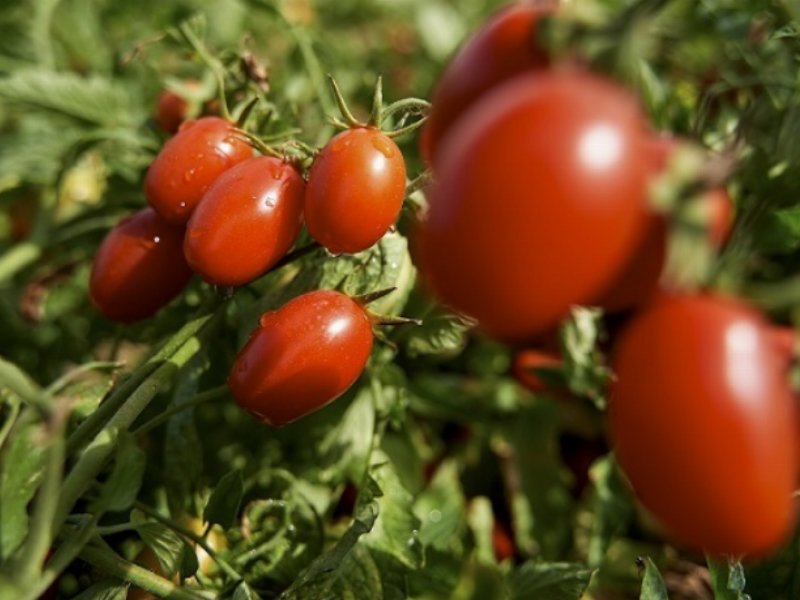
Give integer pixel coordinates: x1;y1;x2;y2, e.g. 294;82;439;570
598;137;734;313
184;157;305;286
512;349;562;394
228;290;374;426
154;81;199;133
492;521;515;562
421;1;554;164
145;117;252;224
418;70;650;342
610;294;798;556
89;208;193;323
304;127;406;254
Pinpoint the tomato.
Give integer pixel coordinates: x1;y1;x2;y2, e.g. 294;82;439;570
304;127;406;254
492;521;515;562
154;81;199;133
421;1;554;164
90;208;193;323
598;137;734;313
145;116;252;224
610;294;798;556
418;70;650;342
512;349;562;394
228;290;374;426
184;157;304;286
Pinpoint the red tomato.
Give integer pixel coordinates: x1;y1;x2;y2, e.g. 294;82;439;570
154;81;199;133
610;294;798;556
492;521;515;562
512;349;562;394
421;1;555;164
228;290;374;426
90;208;193;323
598;137;734;313
145;117;252;224
184;157;305;286
768;326;796;367
304;128;406;254
418;70;650;342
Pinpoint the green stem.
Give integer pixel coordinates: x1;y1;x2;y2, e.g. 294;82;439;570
78;544;208;600
67;301;219;456
13;410;67;585
94;521;138;536
55;335;205;535
0;357;50;414
0;395;21;451
132;385;228;436
134;502;242;583
31;0;60;68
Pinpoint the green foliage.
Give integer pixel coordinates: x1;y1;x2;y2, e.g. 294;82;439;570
0;0;798;598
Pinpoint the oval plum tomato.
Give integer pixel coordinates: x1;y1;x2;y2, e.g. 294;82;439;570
610;294;798;556
421;1;555;164
512;349;562;394
228;290;374;426
304;127;406;254
418;70;650;342
598;137;734;313
184;157;305;286
90;208;193;323
154;81;199;134
145;116;252;224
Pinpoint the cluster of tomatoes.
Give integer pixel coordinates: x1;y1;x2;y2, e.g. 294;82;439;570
415;2;798;558
89;88;408;426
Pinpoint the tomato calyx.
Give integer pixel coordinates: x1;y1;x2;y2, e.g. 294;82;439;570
351;286;422;327
327;74;429;139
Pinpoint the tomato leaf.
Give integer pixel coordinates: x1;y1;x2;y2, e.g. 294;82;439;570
413;460;466;552
91;431;145;513
561;307;610;409
404;312;472;358
508;561;594;600
203;469;244;529
136;519;190;579
639;557;669;600
319;386;375;483
71;581;128;600
0;419;45;560
708;557;751;600
232;581;258;600
587;455;635;567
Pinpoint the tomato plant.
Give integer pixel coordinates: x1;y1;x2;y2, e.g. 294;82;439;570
89;208;193;323
305;127;406;254
228;290;374;426
419;70;651;342
145;116;253;224
610;294;798;556
184;156;305;286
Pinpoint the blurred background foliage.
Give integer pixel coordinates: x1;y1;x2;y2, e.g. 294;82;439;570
1;0;800;599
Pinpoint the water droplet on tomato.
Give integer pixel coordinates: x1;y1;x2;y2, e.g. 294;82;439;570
183;169;196;182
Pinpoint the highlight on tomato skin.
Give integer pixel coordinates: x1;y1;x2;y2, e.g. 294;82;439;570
89;208;193;324
304;127;407;255
144;116;253;225
418;69;651;343
228;290;374;427
421;0;555;165
609;294;799;557
183;156;305;286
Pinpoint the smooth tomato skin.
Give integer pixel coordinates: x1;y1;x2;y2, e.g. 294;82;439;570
304;128;406;254
184;157;305;286
418;70;650;342
421;1;554;164
228;290;374;427
610;295;798;556
154;81;199;133
89;208;193;323
145;117;252;224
